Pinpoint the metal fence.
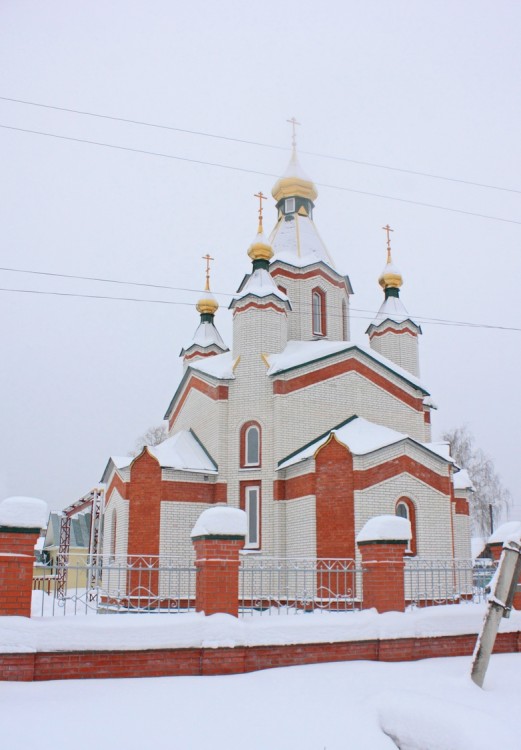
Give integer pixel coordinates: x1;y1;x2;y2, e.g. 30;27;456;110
32;554;197;616
404;557;497;607
239;557;363;615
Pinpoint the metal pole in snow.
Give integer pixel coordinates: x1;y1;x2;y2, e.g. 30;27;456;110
471;538;521;688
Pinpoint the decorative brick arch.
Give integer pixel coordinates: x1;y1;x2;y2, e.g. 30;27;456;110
311;287;327;337
240;421;262;468
395;496;417;556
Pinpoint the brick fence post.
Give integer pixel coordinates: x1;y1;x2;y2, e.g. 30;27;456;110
191;506;246;617
0;497;48;617
356;515;411;614
488;522;521;610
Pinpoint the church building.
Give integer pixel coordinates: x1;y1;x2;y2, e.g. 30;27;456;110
101;141;472;564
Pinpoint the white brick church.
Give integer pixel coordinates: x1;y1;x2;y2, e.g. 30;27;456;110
101;144;472;563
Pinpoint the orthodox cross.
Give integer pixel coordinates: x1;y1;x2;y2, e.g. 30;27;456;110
382;224;394;261
254;190;267;229
286;116;301;149
202;253;214;291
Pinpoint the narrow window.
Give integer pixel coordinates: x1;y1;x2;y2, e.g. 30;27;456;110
245;486;260;548
240;421;262;467
342;299;348;341
312;288;326;336
396;498;417;555
285;197;295;214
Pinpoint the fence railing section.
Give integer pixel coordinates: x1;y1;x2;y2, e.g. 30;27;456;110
239;557;363;615
404;558;498;607
32;555;197;616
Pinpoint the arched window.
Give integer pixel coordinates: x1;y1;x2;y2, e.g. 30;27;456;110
312;287;326;336
240;421;261;467
395;498;417;555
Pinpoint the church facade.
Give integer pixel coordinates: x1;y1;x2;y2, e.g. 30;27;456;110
101;146;472;564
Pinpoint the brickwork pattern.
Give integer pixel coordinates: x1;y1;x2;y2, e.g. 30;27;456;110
358;541;407;612
193;537;244;616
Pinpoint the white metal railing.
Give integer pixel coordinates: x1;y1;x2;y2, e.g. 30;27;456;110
404;558;497;607
239;557;363;615
32;554;197;616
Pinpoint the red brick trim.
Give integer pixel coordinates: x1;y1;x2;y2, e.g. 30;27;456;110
271;265;346;290
369;327;418;338
169;375;229;429
273;472;315;500
183;350;219;361
273;357;423;411
454;497;470;516
424;410;431;425
354;455;451;495
232;300;287;316
3;631;519;681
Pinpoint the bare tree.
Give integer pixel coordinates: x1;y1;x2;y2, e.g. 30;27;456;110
131;423;168;456
442;425;511;535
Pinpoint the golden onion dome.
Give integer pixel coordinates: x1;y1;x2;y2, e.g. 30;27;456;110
272;148;318;204
378;252;403;290
248;221;274;262
196;292;219;315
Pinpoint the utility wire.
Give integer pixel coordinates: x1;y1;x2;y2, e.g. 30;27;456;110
1;285;520;332
1;123;520;227
1;94;519;195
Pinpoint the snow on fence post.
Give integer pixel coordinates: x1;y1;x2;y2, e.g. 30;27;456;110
356;515;410;613
0;497;48;617
487;522;521;610
191;507;247;617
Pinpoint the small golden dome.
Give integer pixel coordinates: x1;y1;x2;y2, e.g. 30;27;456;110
272;148;318;204
248;222;274;262
196;294;219;315
378;225;403;289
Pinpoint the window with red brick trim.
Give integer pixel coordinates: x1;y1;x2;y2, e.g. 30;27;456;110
240;421;261;467
312;287;326;336
396;497;417;555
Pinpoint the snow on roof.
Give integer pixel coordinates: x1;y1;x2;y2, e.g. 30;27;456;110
423;442;455;463
423;396;437;409
471;536;487;560
265;339;427;392
183;320;227;351
0;496;49;529
190;351;236;380
231;267;289;304
281;148;314;182
453;469;474;491
109;431;217;475
279;416;408;469
369;294;412;327
356;515;411;543
269;213;336;269
489;521;521;545
191;506;247;538
147;431;217;473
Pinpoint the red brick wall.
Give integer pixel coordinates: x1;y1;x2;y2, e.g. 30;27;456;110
2;630;520;682
315;437;355;560
0;529;40;617
358;541;407;613
193;537;244;616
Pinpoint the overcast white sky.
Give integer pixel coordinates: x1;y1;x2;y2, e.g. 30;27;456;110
0;1;519;520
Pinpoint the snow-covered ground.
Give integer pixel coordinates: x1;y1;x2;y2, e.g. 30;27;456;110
2;598;520;653
1;653;519;749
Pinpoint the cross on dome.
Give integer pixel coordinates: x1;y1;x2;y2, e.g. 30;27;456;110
382;224;394;263
254;191;267;232
286;116;301;150
202;253;214;292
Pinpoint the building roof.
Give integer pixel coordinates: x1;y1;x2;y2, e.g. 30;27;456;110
190;350;236;380
265;339;428;393
230;266;290;305
182;319;227;352
44;510;92;549
278;415;451;470
104;430;217;479
269;212;337;269
453;469;474;491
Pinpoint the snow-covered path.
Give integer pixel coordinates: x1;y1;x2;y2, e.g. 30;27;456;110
1;653;519;750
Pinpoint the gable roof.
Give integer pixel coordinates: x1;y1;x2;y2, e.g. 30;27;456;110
266;339;428;394
278;415;451;470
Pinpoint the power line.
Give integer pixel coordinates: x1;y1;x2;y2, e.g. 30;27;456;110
1;123;521;227
1;284;520;332
1;94;519;195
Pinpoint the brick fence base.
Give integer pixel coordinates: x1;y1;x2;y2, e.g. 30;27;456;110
2;630;520;682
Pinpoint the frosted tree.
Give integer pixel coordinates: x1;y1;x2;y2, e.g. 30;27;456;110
131;423;168;456
443;425;511;535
